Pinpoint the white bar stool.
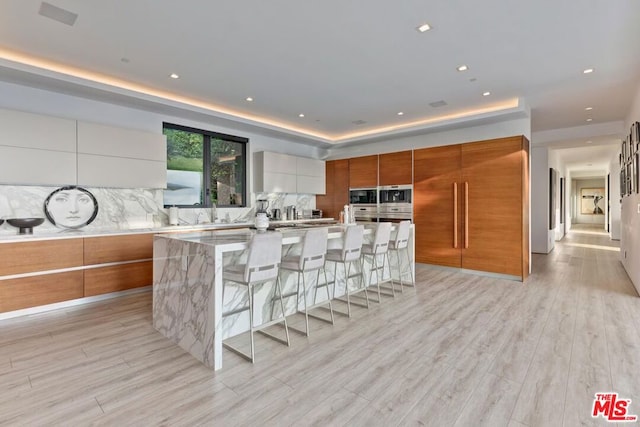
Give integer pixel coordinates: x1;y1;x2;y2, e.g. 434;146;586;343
388;220;414;291
361;222;394;302
279;227;334;336
221;231;290;363
326;224;369;317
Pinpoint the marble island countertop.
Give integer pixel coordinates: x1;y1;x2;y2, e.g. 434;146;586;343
0;218;337;243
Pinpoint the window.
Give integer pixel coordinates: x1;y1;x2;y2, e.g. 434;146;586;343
163;123;247;208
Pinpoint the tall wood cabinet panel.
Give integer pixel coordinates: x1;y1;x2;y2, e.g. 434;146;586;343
414;136;529;280
414;145;462;267
461;136;529;279
348;155;378;188
316;159;349;220
379;150;413;185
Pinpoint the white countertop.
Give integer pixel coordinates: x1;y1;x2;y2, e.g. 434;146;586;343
0;218;337;244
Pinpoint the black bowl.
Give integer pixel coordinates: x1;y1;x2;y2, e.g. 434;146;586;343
6;218;45;235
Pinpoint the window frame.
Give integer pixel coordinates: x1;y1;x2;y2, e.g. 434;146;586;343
163;122;248;208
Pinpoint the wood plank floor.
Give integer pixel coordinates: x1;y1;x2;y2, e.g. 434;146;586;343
1;223;639;426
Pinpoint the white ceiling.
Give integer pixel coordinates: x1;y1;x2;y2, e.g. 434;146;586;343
0;0;639;147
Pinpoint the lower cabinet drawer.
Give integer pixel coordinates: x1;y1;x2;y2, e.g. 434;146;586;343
84;261;152;297
0;271;84;313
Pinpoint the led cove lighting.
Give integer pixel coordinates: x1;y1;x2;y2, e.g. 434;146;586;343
457;65;468;72
416;23;431;33
583;68;594;74
0;48;522;144
169;73;179;79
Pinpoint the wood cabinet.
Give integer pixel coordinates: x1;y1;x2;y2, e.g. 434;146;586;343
84;261;153;297
83;234;153;296
348;155;378;188
316;159;349;220
0;239;84;276
414;145;462;268
414;136;529;280
84;234;153;265
379;150;412;185
0;271;84;313
0;233;155;313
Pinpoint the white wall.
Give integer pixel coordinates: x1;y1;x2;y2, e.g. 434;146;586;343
531;146;554;253
620;82;640;295
608;157;621;240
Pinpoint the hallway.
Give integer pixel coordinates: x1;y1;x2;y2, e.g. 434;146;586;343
0;226;639;426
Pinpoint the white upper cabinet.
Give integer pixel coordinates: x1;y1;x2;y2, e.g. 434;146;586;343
296;157;325;194
254;151;325;194
0;109;77;185
77;121;166;161
0;108;76;152
76;121;167;188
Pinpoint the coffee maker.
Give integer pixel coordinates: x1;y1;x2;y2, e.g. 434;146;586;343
256;199;269;216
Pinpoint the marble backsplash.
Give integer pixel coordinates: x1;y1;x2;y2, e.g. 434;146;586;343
0;185;316;236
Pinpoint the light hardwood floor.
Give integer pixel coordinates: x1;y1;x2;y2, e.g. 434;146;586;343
1;224;639;426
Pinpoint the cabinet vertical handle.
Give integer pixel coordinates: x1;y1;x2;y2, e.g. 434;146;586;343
453;182;458;248
464;181;469;249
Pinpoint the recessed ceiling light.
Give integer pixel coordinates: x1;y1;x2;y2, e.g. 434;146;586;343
245;97;253;102
585;107;593;111
586;140;593;144
457;65;468;72
583;68;594;74
298;113;305;118
483;91;491;96
586;118;593;122
416;23;431;33
169;73;179;79
397;112;404;116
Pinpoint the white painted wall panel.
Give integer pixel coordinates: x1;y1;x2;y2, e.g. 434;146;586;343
0;108;76;152
77;121;166;161
77;154;166;188
0;146;76;186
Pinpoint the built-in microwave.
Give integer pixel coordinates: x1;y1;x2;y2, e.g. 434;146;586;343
349;188;377;205
379;185;412;204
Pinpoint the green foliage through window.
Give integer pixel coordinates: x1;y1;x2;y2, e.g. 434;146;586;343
163;123;247;208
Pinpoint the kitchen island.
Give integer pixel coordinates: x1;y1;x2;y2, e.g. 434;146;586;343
152;224;414;370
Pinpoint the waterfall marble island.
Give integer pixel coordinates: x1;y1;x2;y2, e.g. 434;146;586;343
152;224;415;370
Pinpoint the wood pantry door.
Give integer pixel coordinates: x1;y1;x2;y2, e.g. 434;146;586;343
460;136;524;277
414;144;463;267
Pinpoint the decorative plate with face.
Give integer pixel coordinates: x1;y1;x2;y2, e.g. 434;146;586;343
44;186;98;229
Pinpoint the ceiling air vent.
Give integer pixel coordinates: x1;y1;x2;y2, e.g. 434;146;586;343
429;100;448;108
39;2;78;26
